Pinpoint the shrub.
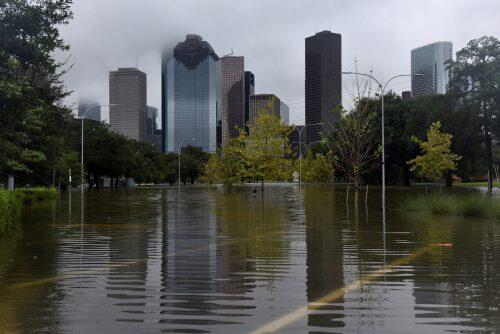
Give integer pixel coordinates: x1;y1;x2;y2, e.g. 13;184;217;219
401;193;500;220
0;190;23;236
15;187;57;204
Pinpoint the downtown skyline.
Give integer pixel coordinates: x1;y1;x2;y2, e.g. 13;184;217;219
57;0;499;125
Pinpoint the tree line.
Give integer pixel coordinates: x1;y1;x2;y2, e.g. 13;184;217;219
1;1;498;189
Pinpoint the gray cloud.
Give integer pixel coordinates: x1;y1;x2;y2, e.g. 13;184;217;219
57;0;500;124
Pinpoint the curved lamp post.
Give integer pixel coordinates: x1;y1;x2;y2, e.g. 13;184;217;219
340;72;422;205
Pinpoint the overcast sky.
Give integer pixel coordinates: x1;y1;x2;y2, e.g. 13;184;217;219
57;0;500;125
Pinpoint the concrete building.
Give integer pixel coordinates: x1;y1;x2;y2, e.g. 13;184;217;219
249;94;281;123
109;67;147;141
411;41;453;97
244;71;255;128
162;34;220;152
220;55;245;144
305;30;342;145
402;91;412;101
78;100;101;122
279;101;289;125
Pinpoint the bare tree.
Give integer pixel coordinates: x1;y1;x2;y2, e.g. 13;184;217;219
324;66;380;189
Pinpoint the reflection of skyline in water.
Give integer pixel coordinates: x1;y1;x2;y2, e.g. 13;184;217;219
0;187;499;333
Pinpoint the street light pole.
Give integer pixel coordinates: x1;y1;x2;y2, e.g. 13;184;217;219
341;72;420;204
294;122;322;187
177;139;195;190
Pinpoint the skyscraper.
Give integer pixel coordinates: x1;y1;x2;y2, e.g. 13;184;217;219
109;67;147;141
411;41;453;97
162;34;220;153
220;55;245;144
279;101;289;125
147;106;158;135
244;71;255;128
78;100;101;122
249;94;281;123
305;30;342;144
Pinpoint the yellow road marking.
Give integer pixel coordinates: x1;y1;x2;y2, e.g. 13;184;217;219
247;244;437;334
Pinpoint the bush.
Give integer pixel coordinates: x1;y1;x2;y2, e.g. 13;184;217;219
0;190;23;236
15;187;57;204
401;193;500;220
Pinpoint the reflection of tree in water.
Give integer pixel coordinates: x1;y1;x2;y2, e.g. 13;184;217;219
0;200;60;333
213;188;288;291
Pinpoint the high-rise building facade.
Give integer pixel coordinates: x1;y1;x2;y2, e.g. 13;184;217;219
305;30;342;144
78;100;101;122
109;67;147;141
411;41;453;97
279;101;289;125
162;34;220;153
220;55;245;144
244;71;255;128
249;94;281;123
147;106;158;135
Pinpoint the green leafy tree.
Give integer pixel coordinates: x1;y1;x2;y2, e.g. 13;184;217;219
204;135;246;190
298;153;335;184
408;121;461;184
245;111;292;189
0;0;73;184
448;36;500;189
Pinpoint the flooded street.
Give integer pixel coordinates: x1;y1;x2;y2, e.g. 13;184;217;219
0;186;499;333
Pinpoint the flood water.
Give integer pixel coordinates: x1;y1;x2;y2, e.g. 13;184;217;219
1;185;499;333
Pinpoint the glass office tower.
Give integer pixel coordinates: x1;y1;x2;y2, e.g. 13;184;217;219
162;34;220;152
411;41;453;97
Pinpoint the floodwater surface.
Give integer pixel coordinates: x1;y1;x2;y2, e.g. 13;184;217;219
0;186;499;333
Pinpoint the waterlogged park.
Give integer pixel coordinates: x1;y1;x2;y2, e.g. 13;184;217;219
2;1;500;333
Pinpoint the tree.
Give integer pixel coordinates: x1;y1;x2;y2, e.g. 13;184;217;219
324;103;379;189
204;135;246;190
407;121;461;184
179;145;208;184
0;0;73;184
298;153;335;184
244;111;292;189
448;36;500;189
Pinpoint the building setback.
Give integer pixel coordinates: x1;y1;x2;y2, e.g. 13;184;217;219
109;67;147;141
220;55;245;144
162;34;220;153
244;71;255;128
78;100;101;122
249;94;281;124
411;41;453;97
305;30;342;145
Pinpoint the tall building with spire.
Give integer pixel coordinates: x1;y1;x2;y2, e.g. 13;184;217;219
161;34;220;153
305;30;342;145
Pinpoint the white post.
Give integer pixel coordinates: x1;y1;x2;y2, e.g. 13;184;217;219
8;175;14;191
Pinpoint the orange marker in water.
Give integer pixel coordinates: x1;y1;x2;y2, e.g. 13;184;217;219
433;243;454;248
